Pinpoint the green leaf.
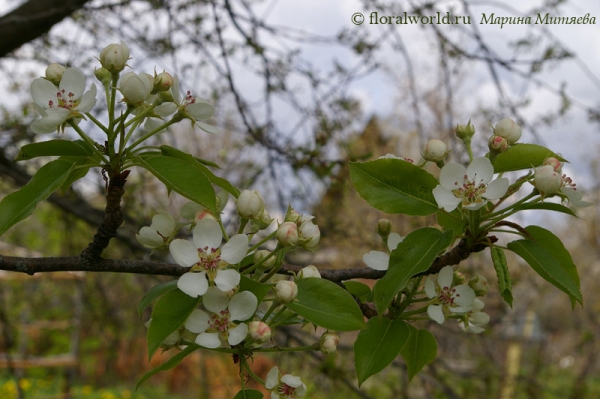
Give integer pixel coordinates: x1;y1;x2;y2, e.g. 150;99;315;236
15;139;93;161
492;144;567;173
490;246;513;307
436;209;466;236
516;202;577;217
136;345;198;390
239;276;271;304
136;155;217;214
400;325;437;380
374;228;453;314
349;159;439;216
159;145;240;198
287;278;366;331
233;389;264;399
343;281;372;302
57;156;94;195
0;159;74;236
507;225;582;305
137;280;179;317
147;289;200;359
354;317;410;386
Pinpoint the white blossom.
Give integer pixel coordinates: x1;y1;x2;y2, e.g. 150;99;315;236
425;266;476;324
362;233;403;271
265;366;307;399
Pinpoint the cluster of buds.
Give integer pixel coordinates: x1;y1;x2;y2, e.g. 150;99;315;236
489;118;522;154
276;206;320;250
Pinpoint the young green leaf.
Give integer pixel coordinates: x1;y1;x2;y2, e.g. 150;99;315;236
374;228;453;315
354;317;411;386
492;144;567;173
240;276;271;304
400;325;437;380
349;158;439;216
137;280;179;317
233;389;264;399
0;158;74;236
136;345;198;390
507;225;582;305
516;202;577;217
343;280;372;303
490;246;513;307
15;139;93;161
147;289;200;359
287;278;366;331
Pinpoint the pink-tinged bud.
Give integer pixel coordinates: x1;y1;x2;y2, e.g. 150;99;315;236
99;41;130;73
297;265;321;279
45;63;66;85
468;275;489;297
275;280;298;303
254;249;276;268
494;118;522;144
119;72;153;104
248;321;272;343
320;332;340;354
534;165;562;196
277;222;299;246
488;135;508;153
422;139;449;162
237;190;265;219
299;219;320;249
543;157;562;172
154;71;173;92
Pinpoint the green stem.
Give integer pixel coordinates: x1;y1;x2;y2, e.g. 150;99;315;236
248;231;277;253
260;301;280;323
68;122;110;165
123;118;180;156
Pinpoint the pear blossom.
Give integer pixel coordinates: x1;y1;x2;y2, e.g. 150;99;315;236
458;299;490;334
154;75;219;133
248;321;272;343
297;265;321;279
184;288;257;348
99;41;130;72
119;72;154;104
136;211;177;249
265;366;307;399
362;233;404;271
275;280;298;303
236;190;265;219
298;217;320;250
422;139;449;162
433;157;509;212
320;332;340;354
534;165;562;196
494;118;522;144
45;63;66;85
425;266;476;324
169;218;248;298
30;67;97;134
277;222;299;246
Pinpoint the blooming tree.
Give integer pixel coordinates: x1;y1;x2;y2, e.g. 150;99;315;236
0;44;591;397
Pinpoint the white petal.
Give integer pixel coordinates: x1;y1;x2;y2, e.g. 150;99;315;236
439;163;466;190
424;277;437;299
195;332;221;348
453;285;476;307
472;298;485;311
169;239;199;267
137;226;164;247
31;108;70;133
467;157;494;184
60;67;86;99
177;272;208;298
387;233;403;251
193;218;222;250
31;78;58;107
155;103;177;117
203;287;229;313
437;266;454;288
465;324;485;334
229;291;258;321
265;367;280;389
484;178;509;200
295;383;308;396
196;121;221;134
221;234;249;264
470;312;490;326
172;75;182;102
427;305;445;324
227;323;248;346
362;251;389;271
184;309;210;333
562;187;593;207
214;269;241;292
78;84;97;112
152;211;176;236
187;101;215;120
463;201;487;211
281;374;303;388
433;186;461;212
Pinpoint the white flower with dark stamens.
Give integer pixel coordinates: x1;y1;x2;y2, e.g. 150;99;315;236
425;266;476;324
30;67;97;134
184;288;257;348
136;211;177;249
362;233;404;271
560;174;593;207
458;299;490;334
265;366;307;399
433;157;509;212
169;218;248;298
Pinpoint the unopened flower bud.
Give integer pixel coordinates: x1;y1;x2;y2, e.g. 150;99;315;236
297;265;321;279
94;67;112;87
494;118;522;145
468;275;489;297
275;280;298;303
136;211;177;249
299;219;320;250
277;222;299;246
253;209;273;230
45;63;66;85
422;139;449;162
534;165;562;196
455;120;475;142
284;205;302;223
248;321;272;343
254;249;275;268
99;41;130;72
543;157;562;172
452;270;466;286
488;135;508;153
237;190;265;219
377;219;391;236
120;72;153;104
320;332;340;354
154;71;173;92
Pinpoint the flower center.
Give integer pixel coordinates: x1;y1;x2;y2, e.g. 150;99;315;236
50;90;78;110
196;246;223;272
439;286;459;306
453;174;487;205
208;309;231;333
184;91;196;107
278;383;297;397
